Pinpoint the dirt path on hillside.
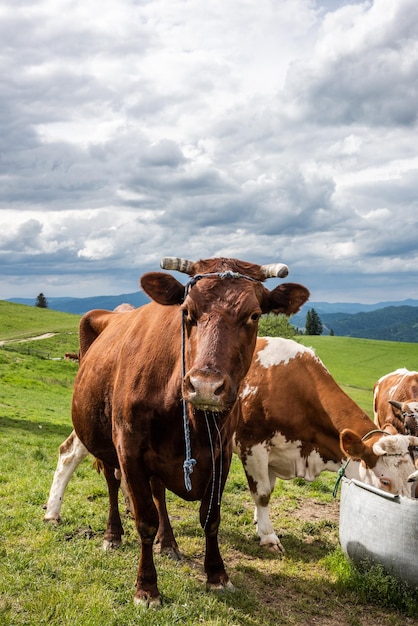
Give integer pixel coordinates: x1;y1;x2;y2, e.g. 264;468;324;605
0;332;56;346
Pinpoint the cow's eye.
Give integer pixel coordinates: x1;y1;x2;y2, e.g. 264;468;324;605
249;311;261;323
182;308;197;325
379;477;391;488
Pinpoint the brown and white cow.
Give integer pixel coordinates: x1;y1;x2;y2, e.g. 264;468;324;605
374;368;418;437
68;256;309;606
234;338;418;554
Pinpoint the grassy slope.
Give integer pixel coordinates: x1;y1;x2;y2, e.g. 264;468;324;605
298;335;418;417
0;300;80;341
0;304;417;625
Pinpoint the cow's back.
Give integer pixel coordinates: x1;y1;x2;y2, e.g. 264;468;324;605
72;302;182;465
237;337;354;469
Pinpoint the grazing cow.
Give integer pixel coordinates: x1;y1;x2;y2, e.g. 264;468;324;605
373;368;418;437
68;256;309;606
234;338;418;554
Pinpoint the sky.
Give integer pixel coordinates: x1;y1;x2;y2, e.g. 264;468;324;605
1;0;418;303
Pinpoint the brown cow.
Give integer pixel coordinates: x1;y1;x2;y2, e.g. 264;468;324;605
373;368;418;437
234;338;418;554
69;256;309;606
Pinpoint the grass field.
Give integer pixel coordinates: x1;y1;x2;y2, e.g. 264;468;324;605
0;303;417;625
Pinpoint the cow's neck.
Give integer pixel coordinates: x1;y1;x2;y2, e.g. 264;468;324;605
307;358;376;438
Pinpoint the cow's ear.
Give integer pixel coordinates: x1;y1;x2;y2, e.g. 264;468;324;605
140;272;184;305
340;429;366;460
389;399;403;417
261;283;310;316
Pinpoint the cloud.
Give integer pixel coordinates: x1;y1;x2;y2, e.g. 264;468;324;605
285;0;418;126
0;0;417;304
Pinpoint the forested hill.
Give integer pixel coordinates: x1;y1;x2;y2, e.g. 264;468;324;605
317;305;418;342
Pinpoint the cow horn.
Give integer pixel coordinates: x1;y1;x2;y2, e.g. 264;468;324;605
408;468;418;482
160;257;195;275
260;263;289;279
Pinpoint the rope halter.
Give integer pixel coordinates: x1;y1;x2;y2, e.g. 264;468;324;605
181;270;261;492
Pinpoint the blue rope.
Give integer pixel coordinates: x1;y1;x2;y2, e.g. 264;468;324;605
181;308;196;492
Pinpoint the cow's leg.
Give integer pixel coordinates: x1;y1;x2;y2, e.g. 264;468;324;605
241;446;285;554
102;463;124;550
151;477;181;560
252;492;285;555
117;456;161;607
44;431;89;522
200;452;234;593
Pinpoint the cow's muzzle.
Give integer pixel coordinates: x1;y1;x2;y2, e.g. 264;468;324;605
183;370;234;410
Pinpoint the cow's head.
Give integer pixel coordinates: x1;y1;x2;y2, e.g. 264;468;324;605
140;256;309;411
389;399;418;437
340;427;418;497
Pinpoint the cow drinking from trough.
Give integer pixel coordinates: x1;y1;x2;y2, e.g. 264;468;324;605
373;368;418;483
70;256;309;606
373;368;418;438
234;338;418;554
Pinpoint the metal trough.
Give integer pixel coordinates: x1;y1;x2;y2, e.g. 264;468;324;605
339;477;418;588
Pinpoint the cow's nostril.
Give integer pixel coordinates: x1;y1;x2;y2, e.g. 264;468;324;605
186;377;196;395
214;383;225;396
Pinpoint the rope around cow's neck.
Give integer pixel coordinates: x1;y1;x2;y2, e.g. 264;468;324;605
202;411;223;530
181;270;260;492
181;307;196;492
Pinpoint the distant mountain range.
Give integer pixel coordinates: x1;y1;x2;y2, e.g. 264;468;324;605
7;292;151;315
291;300;418;342
6;294;418;342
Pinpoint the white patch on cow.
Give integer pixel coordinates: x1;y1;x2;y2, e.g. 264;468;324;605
268;432;340;480
243;432;341;486
256;337;316;369
240;383;258;400
240;432;340;551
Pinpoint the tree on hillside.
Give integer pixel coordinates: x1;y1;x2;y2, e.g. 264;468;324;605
35;293;48;308
258;313;298;338
305;308;323;335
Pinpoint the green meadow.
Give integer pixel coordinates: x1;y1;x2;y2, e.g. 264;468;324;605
0;302;417;626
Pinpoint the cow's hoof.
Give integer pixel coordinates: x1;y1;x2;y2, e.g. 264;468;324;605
102;538;122;550
134;594;162;608
160;546;182;561
206;580;236;594
265;543;285;556
43;515;61;525
259;536;285;555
